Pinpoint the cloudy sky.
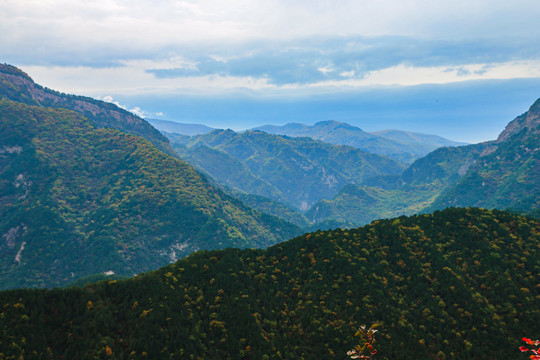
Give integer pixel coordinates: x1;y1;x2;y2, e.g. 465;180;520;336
2;0;540;142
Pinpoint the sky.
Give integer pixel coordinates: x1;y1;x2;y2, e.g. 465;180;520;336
2;0;540;143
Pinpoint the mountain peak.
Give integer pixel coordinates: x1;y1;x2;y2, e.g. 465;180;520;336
0;64;33;82
497;97;540;142
313;120;361;130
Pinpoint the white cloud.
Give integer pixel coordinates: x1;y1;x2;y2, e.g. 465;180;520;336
99;95;162;118
4;1;539;99
2;0;540;61
317;66;334;74
23;59;540;99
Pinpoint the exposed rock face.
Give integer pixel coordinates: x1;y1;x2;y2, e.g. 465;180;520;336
0;64;173;155
497;98;540;142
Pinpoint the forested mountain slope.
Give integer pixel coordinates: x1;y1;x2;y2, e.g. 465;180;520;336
0;208;538;359
170;129;405;210
0;99;300;289
306;97;539;225
0;64;173;155
429;98;540;214
307;142;489;226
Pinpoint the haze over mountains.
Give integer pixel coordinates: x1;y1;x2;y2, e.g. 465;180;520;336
157;102;538;228
253;121;467;164
170;129;405;211
149;118;468;165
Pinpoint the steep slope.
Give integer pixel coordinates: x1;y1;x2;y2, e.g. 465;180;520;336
0;208;538;359
306;143;489;226
430;98;540;214
0;99;300;289
254;120;465;164
306;98;539;225
0;64;173;155
170;130;405;210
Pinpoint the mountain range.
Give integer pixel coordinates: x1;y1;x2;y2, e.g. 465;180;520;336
170;129;405;211
311;98;539;225
160;101;538;228
0;63;538;359
0;65;300;289
147;118;467;164
253;120;467;164
0;63;538;290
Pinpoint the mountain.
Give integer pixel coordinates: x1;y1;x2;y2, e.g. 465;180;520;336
305;143;489;226
253;120;465;164
0;94;300;289
146;118;214;136
373;129;468;152
0;64;174;156
0;208;538;359
429;98;540;214
169;129;406;211
305;98;539;225
230;191;312;229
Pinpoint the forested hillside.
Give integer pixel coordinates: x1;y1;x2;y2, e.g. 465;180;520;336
0;99;300;289
0;64;173;155
429;98;540;214
0;208;537;359
306;98;539;226
307;143;489;226
170;129;405;210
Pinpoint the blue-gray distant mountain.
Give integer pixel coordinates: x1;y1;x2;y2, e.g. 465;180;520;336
372;129;468;152
253;120;466;164
146;118;214;136
169;129;406;211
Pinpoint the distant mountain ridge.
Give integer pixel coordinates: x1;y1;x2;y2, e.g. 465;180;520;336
168;129;406;211
253;120;466;164
146;118;215;136
372;129;468;149
306;98;539;225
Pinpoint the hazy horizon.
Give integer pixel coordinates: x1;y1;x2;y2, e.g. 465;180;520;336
3;0;540;143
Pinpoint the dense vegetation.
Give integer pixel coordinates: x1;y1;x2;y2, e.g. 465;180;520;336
0;208;537;359
170;129;405;210
305;99;539;226
307;143;489;226
0;99;300;289
430;98;540;215
0;64;173;156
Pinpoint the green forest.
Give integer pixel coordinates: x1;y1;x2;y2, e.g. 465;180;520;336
0;98;300;289
0;208;538;359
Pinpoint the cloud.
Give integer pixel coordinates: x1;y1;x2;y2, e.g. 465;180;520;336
3;1;539;99
99;95;162;118
2;0;540;67
23;59;540;99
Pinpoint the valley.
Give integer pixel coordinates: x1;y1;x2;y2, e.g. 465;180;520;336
0;63;538;359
